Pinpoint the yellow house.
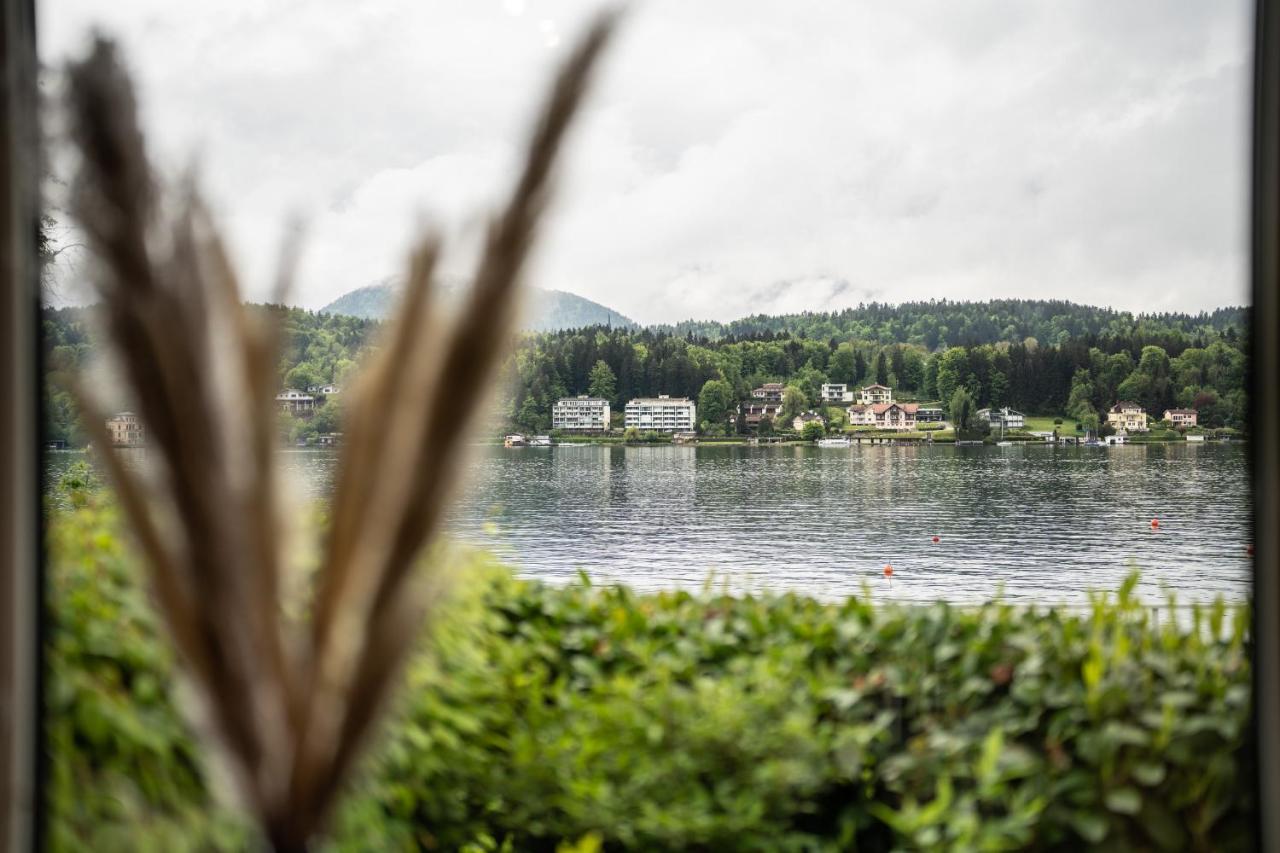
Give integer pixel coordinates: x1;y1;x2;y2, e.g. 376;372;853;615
1107;401;1149;433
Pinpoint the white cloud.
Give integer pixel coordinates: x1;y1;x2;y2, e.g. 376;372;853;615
39;0;1253;324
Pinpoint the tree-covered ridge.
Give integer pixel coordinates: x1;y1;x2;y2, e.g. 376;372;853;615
500;326;1247;434
42;297;1250;444
43;305;381;446
661;299;1248;349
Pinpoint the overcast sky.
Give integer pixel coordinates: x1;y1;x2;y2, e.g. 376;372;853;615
39;1;1253;324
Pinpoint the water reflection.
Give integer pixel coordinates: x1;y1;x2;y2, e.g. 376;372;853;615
48;442;1251;605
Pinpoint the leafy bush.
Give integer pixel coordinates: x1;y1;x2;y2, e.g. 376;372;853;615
48;505;1253;851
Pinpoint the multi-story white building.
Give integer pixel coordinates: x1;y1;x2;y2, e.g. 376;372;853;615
106;412;144;446
276;389;316;414
820;383;854;403
552;395;611;432
847;402;919;431
859;384;893;405
625;395;696;433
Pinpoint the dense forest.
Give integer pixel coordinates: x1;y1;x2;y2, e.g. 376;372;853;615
42;298;1249;444
660;299;1248;349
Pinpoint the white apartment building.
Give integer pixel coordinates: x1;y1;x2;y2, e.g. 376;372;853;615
625;395;696;433
820;383;854;403
552;395;611;432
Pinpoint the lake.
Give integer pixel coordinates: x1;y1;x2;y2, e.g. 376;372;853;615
49;442;1252;605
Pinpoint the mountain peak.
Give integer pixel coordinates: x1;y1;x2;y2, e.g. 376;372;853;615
319;281;636;332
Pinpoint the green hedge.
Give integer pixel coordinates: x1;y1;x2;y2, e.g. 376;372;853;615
48;504;1254;851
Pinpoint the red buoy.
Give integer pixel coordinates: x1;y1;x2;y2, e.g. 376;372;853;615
1150;519;1160;529
883;564;894;578
1247;544;1255;556
931;536;940;544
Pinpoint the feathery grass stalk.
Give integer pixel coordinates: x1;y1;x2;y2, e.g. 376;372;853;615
65;13;617;850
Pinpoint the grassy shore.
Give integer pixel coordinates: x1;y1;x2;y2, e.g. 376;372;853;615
1024;415;1081;435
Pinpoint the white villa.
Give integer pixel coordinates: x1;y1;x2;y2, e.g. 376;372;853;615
106;412;144;446
820;383;854;404
1107;401;1149;433
977;407;1025;430
847;402;918;431
276;389;316;414
552;395;611;432
1164;408;1198;428
625;395;697;433
859;384;893;405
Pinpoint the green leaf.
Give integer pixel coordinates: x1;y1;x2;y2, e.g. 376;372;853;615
1070;811;1109;843
1104;787;1142;815
1131;762;1166;787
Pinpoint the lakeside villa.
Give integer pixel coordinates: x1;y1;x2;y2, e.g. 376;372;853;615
1107;401;1149;432
848;402;919;431
977;407;1026;430
105;412;144;447
625;395;697;433
276;389;316;414
1165;408;1199;427
552;395;611;432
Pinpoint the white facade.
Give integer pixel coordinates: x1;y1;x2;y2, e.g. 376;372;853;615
977;407;1025;429
859;384;893;405
552;395;611;432
820;383;854;403
625;395;696;432
276;389;316;413
106;412;144;446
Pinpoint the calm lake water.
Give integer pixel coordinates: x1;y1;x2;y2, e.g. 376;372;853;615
49;443;1252;605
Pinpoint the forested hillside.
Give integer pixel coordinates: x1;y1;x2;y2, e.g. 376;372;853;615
42;298;1249;445
663;299;1247;349
43;305;380;446
499;326;1247;433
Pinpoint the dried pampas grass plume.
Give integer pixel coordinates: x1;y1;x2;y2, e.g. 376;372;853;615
65;12;618;850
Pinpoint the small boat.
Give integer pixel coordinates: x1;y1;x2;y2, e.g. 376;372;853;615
996;440;1014;447
529;435;553;447
816;436;851;447
504;434;527;448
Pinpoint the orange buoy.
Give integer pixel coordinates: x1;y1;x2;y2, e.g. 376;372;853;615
1150;519;1160;529
883;564;894;578
931;536;940;544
